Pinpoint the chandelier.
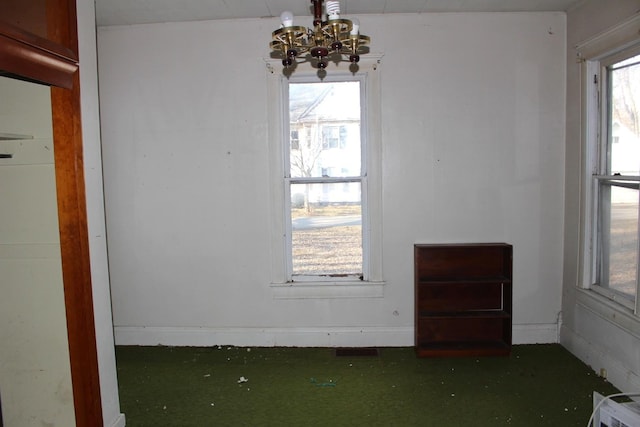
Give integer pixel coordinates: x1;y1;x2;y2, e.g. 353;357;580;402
270;0;370;72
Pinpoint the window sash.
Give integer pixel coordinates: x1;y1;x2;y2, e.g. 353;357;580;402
588;42;640;314
592;175;640;311
283;77;367;282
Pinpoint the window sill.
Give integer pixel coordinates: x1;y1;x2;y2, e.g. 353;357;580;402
589;285;635;310
270;281;385;299
575;287;640;340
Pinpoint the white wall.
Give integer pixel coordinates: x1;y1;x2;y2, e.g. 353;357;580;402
0;78;76;426
77;0;125;425
98;12;567;347
561;0;640;393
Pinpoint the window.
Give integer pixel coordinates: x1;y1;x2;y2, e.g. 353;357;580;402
291;130;299;150
266;56;383;297
580;26;640;313
322;125;347;149
286;80;363;280
594;52;640;304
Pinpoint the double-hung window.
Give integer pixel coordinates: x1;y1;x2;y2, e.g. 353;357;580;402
266;58;383;296
580;17;640;314
286;79;364;280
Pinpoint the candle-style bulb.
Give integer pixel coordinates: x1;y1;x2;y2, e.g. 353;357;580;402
350;17;360;35
280;10;294;27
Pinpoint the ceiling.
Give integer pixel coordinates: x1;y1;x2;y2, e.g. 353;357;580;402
95;0;581;27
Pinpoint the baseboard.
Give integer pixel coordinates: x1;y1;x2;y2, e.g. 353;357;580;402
107;413;126;427
513;323;559;344
114;323;558;348
114;326;414;347
561;325;640;392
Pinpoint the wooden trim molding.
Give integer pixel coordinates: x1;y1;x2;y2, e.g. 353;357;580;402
51;72;104;427
0;6;78;87
0;20;77;61
46;0;79;60
0;26;77;89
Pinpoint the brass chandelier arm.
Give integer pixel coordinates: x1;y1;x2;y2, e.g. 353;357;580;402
342;34;370;53
323;19;352;38
272;26;310;46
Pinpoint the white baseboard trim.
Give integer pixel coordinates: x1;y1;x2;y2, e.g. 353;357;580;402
107;413;126;427
561;325;640;392
114;326;414;347
114;323;558;348
513;323;559;344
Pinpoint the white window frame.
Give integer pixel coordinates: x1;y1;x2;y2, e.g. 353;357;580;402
266;56;384;299
577;13;640;318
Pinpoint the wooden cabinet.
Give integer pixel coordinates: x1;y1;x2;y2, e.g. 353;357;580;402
414;243;512;357
0;0;78;88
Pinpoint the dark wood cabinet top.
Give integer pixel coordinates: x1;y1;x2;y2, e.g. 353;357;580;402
0;0;78;88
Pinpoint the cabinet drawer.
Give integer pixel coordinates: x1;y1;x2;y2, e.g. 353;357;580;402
417;282;503;312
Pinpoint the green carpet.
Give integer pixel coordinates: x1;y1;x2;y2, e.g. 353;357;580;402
116;344;619;426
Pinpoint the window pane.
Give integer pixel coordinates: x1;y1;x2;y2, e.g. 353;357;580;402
609;54;640;175
290;183;362;276
289;81;361;178
601;184;638;301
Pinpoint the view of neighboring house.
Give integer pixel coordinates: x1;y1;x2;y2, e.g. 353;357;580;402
612;120;640;175
611;120;640;204
289;81;361;205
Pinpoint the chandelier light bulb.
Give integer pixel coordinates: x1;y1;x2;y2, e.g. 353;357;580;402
326;1;340;19
280;10;294;27
350;17;360;35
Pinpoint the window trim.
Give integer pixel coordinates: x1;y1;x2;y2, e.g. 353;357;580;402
266;55;384;298
577;13;640;316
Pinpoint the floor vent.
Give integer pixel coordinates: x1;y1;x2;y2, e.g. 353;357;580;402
334;347;379;357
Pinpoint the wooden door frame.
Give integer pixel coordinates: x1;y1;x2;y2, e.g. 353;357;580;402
0;7;104;427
